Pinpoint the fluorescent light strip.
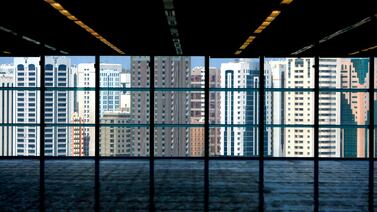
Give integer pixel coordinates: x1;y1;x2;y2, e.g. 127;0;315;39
22;36;41;45
235;9;282;55
318;16;373;44
291;44;314;55
281;0;293;5
362;44;377;51
348;44;377;55
0;25;69;54
292;13;377;55
44;0;125;54
45;44;57;51
349;51;360;55
0;26;18;36
163;0;183;55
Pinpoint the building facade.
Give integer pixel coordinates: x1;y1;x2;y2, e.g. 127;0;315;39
245;60;260;156
153;56;191;156
339;58;369;157
77;63;96;156
71;112;87;156
190;67;205;156
0;64;15;156
120;71;131;113
44;56;72;156
220;60;249;156
100;64;122;117
318;58;341;157
265;60;286;157
14;57;40;156
209;67;222;156
131;56;191;156
100;111;132;156
130;56;150;156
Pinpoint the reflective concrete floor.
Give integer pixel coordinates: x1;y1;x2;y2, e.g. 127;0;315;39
0;159;373;211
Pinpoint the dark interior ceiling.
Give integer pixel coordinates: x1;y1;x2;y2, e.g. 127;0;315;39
0;0;376;56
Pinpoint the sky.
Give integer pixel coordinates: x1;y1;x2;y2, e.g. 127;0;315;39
0;56;294;70
0;57;16;64
0;56;204;70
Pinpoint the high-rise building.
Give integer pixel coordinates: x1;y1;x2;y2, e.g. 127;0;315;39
14;57;40;156
339;58;369;157
265;61;286;157
77;63;96;156
284;58;315;157
130;56;150;156
131;56;191;156
245;60;260;156
265;58;316;157
190;67;205;156
266;58;369;157
375;58;377;157
44;56;72;156
100;64;122;116
0;64;15;156
220;60;249;156
71;65;79;112
71;112;87;156
318;58;341;157
209;67;222;156
153;56;191;156
120;71;131;113
100;111;132;156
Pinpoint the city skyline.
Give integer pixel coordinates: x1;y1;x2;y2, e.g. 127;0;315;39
0;56;375;158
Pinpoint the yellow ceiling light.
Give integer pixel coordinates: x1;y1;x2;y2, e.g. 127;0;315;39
258;25;266;30
254;29;263;33
270;10;281;17
85;28;95;34
66;15;78;21
44;0;125;54
234;9;283;53
51;2;63;10
74;20;86;28
281;0;293;5
266;16;276;22
59;10;70;16
92;33;101;38
239;44;249;50
246;36;256;42
261;21;271;27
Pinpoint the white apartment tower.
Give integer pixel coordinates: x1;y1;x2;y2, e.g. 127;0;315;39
100;64;122;116
0;64;15;156
120;71;131;113
266;61;286;157
220;60;249;156
44;56;72;156
284;58;315;157
14;57;40;156
267;58;341;157
318;58;341;157
77;63;96;156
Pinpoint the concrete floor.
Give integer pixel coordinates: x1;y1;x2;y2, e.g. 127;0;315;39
0;159;373;211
